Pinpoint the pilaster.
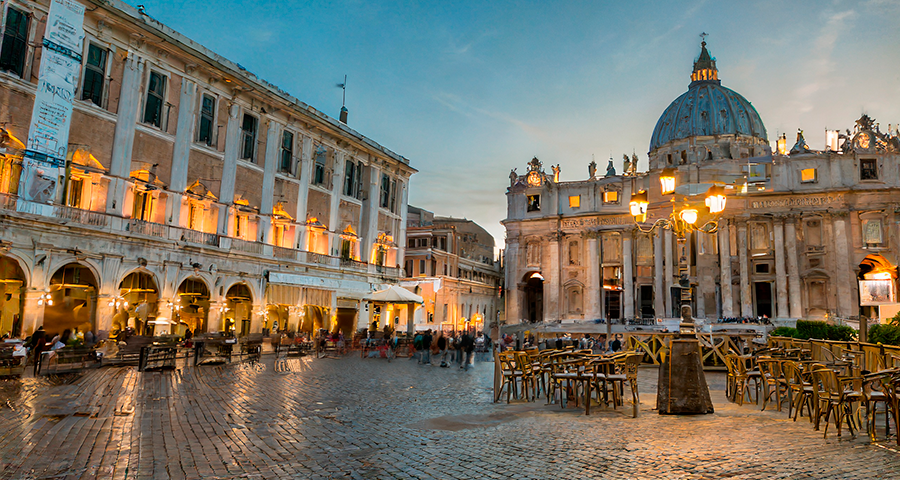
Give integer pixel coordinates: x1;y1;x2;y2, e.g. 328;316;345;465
622;231;634;320
718;219;734;317
774;217;788;318
106;53;144;216
737;220;752;317
785;217;802;318
217;103;241;235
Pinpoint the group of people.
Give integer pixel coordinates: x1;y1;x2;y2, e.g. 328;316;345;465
412;330;487;371
18;325;97;374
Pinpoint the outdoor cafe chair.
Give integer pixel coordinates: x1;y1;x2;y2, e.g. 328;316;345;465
862;368;899;442
548;353;588;409
497;351;528;403
607;352;643;417
782;360;814;422
757;357;785;412
725;353;755;406
812;367;863;438
514;350;539;401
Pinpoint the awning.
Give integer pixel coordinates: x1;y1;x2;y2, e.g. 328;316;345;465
365;285;423;304
266;285;332;307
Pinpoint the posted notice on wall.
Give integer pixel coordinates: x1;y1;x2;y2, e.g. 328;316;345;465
20;0;84;203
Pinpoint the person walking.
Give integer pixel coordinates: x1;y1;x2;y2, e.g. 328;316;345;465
460;330;475;371
437;333;448;367
421;329;433;365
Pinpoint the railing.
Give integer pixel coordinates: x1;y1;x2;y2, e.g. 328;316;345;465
55;205;109;227
231;238;266;255
305;251;339;267
127;219;167;238
180;228;219;247
273;245;299;261
375;265;401;277
340;258;368;272
0;193;16;211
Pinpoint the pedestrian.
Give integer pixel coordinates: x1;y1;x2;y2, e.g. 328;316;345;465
414;332;423;363
437;332;448;367
29;326;46;375
421;329;432;365
610;334;622;353
460;330;475;371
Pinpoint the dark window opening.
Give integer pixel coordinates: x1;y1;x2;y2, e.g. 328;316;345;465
313;147;326;185
197;94;215;145
240;114;258;162
81;44;107;106
343;160;357;197
860;159;878;180
279;130;293;173
0;8;28;78
143;72;167;128
380;173;390;208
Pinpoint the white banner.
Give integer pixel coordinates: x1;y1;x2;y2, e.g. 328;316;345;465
21;0;84;203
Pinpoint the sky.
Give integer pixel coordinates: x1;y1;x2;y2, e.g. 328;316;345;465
133;0;900;252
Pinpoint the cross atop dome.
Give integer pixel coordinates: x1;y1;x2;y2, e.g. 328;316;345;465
690;33;719;85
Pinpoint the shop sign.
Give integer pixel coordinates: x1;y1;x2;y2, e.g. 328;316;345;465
859;279;895;306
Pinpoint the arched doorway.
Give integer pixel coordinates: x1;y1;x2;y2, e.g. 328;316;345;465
858;254;898;322
0;256;26;337
523;272;544;323
46;263;97;337
224;283;253;335
119;272;159;335
175;278;210;335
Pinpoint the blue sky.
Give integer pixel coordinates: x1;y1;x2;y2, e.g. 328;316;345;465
134;0;900;249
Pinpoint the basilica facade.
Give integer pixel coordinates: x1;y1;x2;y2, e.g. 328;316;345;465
503;41;900;328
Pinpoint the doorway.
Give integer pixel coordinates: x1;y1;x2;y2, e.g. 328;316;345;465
639;285;654;318
754;282;773;318
523;273;543;323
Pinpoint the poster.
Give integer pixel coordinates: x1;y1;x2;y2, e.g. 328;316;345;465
20;0;84;203
859;279;895;306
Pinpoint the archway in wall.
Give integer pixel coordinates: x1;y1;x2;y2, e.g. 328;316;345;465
46;263;97;337
119;272;159;335
176;278;210;335
225;283;253;335
0;256;26;337
523;272;543;323
858;254;898;321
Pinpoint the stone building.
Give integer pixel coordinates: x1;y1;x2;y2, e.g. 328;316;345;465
402;206;502;334
503;40;900;327
0;0;415;339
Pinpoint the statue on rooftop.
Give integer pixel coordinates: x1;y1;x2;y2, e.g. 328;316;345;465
790;129;810;155
588;160;597;179
622;154;631;176
551;164;560;182
509;168;518;187
605;159;616;177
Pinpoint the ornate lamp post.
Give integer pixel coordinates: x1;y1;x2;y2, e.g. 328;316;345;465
629;174;727;415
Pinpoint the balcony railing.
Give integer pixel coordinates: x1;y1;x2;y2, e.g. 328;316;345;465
231;238;266;255
127;219;167;238
273;245;299;261
55;205;109;227
305;251;339;268
340;258;368;272
180;228;219;247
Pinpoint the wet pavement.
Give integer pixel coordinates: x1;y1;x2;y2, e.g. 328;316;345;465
0;353;898;479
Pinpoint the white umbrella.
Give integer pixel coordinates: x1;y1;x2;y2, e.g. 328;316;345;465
365;285;423;304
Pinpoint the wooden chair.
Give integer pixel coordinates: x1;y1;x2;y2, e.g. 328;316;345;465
782;360;814;422
514;351;539;401
725;354;755;406
757;357;785;412
607;352;643;418
812;367;862;438
862;369;898;442
497;351;529;403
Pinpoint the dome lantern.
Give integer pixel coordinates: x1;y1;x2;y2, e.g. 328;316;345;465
690;40;719;85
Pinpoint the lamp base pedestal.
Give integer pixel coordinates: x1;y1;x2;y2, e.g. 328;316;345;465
657;337;714;415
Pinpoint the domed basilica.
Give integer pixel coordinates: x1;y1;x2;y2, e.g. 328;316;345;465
504;40;900;334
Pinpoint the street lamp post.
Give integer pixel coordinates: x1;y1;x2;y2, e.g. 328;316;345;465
629;175;727;415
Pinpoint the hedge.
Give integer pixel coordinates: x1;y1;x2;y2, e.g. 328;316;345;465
772;320;857;341
868;324;900;346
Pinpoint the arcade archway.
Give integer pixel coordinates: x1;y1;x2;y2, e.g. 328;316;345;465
175;278;210;335
224;283;253;335
118;272;159;335
858;254;898;322
0;256;26;337
46;263;97;336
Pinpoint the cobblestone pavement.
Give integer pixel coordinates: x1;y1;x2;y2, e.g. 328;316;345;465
1;354;899;479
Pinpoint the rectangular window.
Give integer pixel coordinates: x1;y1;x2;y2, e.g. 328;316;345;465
568;195;580;208
527;194;540;212
234;214;246;239
132;191;153;221
418;259;425;276
280;130;294;173
860;159;878;180
603;191;619;203
806;219;822;247
240;114;258;161
197;94;215;145
343;160;356;196
800;168;817;183
143;71;166;127
188;203;203;231
0;8;28;78
81;44;107;106
380;173;390;208
389;179;397;213
313;147;326;185
66;177;83;208
405;260;413;276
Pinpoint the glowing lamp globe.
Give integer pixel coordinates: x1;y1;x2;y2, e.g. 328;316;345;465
680;208;699;225
659;168;677;195
705;185;727;214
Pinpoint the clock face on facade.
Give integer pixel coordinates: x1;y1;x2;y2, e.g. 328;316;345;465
527;171;542;187
857;132;871;150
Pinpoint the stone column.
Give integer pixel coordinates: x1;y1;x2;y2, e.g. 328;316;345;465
653;230;665;318
833;215;854;318
251;302;265;334
737;221;752;317
774;218;789;318
622;231;634;320
407;304;416;336
396;179;409;267
95;294;116;334
166;78;197;226
545;238;560;322
21;290;46;336
208;301;224;333
504;241;520;323
718;220;734;318
361;164;381;263
785;217;803;318
293;135;313;249
217;104;242;236
586;235;601;320
106;54;144;216
327;151;345;255
664;229;674;318
259;119;280;244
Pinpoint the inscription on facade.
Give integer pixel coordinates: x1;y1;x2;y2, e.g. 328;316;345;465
561;216;632;229
750;194;844;209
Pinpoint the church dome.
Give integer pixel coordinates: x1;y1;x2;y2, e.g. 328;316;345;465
649;41;767;153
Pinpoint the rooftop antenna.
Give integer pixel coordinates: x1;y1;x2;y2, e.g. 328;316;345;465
337;75;348;124
700;32;708;44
